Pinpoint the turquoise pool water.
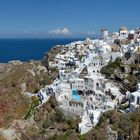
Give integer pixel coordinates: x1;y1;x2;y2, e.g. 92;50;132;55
72;90;81;101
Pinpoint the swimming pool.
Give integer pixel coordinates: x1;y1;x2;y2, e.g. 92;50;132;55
72;90;81;101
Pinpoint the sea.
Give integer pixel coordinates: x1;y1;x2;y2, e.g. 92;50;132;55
0;38;83;63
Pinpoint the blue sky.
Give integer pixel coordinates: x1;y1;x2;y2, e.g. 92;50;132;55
0;0;139;38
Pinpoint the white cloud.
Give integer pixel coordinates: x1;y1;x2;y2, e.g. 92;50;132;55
24;31;33;34
87;31;96;35
49;28;72;35
81;31;96;36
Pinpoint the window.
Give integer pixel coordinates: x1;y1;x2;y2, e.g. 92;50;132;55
131;96;135;102
96;83;99;88
137;97;140;104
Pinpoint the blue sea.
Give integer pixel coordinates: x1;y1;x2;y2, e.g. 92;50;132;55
0;38;82;63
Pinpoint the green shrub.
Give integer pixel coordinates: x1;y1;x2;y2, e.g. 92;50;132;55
24;97;39;120
111;123;119;131
119;104;129;110
100;57;122;77
42;119;51;129
54;109;66;123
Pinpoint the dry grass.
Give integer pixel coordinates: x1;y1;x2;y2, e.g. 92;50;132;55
0;61;50;128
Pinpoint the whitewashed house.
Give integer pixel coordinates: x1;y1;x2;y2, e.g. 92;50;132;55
57;60;66;69
129;84;140;112
59;69;75;81
104;82;123;102
84;76;94;92
111;32;119;39
119;26;129;39
136;39;140;46
88;57;106;76
135;28;140;37
71;78;85;91
59;70;68;81
56;82;72;103
89;56;106;74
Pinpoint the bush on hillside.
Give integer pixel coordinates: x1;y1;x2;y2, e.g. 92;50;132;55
100;57;122;77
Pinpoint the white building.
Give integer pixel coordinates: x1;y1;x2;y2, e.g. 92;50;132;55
128;30;137;44
95;44;112;54
57;60;66;69
84;76;94;92
101;29;109;42
56;82;72;103
71;78;85;91
136;39;140;46
104;82;124;102
119;26;129;39
111;32;119;38
135;28;140;37
129;84;140;112
89;56;106;70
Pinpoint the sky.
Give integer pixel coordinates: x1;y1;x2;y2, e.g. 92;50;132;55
0;0;139;38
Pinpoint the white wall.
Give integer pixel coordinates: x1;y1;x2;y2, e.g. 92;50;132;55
72;78;85;91
84;78;94;91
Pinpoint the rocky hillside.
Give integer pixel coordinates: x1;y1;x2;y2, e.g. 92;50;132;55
0;60;55;128
0;95;81;140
